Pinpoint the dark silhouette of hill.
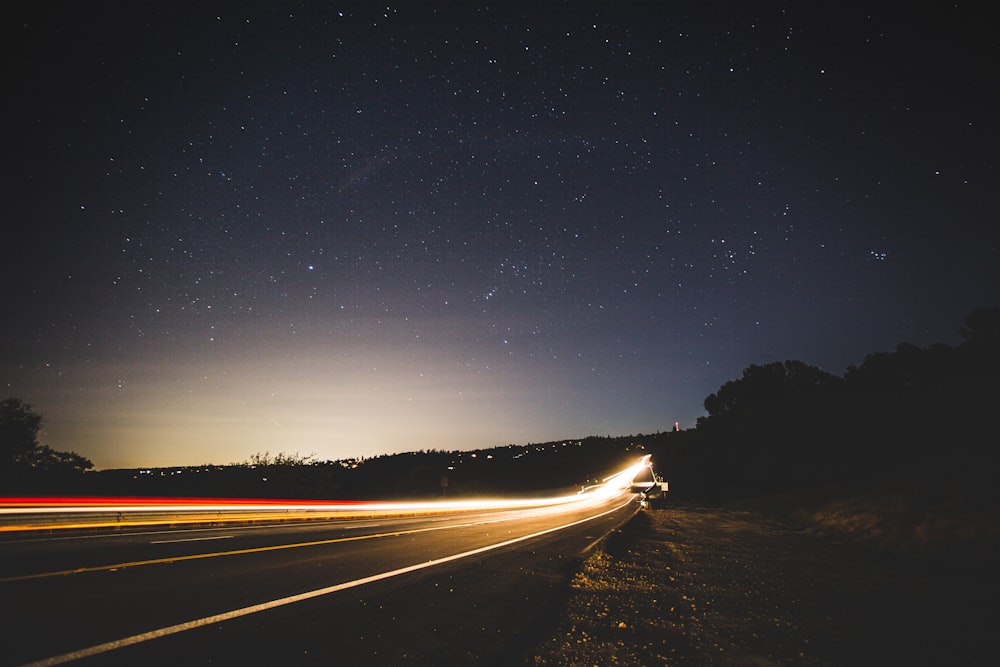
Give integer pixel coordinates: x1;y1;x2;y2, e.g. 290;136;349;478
70;438;648;500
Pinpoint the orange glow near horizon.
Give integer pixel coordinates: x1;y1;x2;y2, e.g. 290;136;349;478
28;346;662;471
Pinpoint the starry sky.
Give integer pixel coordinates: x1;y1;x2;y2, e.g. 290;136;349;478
5;2;998;469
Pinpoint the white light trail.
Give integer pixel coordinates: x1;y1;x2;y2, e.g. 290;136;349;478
0;457;649;532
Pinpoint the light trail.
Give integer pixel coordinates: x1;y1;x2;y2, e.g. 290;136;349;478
18;495;635;667
0;457;651;533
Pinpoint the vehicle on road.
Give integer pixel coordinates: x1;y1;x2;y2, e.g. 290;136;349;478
629;459;668;508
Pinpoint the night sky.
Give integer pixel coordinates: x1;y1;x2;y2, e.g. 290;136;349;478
6;3;998;469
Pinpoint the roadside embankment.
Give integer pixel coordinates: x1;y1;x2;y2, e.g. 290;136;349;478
528;501;996;666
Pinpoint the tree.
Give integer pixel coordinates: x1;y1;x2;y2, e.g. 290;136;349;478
702;360;840;418
0;398;93;478
0;397;42;471
23;445;94;474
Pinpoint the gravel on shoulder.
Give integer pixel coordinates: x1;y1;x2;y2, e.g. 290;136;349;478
527;505;997;666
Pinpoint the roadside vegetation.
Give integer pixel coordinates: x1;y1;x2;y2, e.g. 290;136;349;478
0;397;92;491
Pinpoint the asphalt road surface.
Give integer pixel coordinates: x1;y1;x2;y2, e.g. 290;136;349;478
1;493;637;666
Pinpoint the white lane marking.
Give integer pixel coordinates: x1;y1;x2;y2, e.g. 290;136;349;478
149;536;235;544
2;506;605;584
581;505;639;554
21;497;633;667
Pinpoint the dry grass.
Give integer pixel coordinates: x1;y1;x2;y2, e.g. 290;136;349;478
526;497;998;666
735;476;1000;562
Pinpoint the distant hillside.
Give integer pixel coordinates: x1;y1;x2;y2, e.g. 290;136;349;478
71;438;654;500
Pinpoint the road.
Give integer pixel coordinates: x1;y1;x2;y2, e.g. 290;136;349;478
1;489;638;666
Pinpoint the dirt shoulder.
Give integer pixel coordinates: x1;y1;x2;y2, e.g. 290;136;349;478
527;504;997;666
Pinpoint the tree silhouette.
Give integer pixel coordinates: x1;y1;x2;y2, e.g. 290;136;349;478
0;398;92;486
0;397;42;472
702;360;840;418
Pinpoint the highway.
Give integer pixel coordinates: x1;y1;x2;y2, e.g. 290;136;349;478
1;477;642;666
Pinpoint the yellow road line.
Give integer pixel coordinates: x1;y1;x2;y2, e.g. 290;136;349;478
0;527;426;584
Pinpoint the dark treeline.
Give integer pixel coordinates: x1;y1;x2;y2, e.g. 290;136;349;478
3;308;998;502
650;307;1000;502
0;397;93;493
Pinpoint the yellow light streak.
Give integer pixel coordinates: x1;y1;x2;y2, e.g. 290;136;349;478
0;457;648;533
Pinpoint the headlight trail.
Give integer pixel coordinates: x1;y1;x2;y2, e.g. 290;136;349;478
0;457;651;532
